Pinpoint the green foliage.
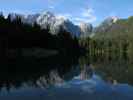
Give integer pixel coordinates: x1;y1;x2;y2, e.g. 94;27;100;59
80;16;133;61
78;16;133;85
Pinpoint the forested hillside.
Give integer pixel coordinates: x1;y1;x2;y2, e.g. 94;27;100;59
80;16;133;60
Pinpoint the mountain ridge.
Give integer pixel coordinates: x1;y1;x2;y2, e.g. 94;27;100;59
4;11;123;38
6;11;93;38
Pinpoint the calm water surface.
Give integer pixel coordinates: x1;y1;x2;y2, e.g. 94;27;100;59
1;55;133;100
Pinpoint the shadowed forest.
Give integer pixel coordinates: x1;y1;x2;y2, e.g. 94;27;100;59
0;13;82;60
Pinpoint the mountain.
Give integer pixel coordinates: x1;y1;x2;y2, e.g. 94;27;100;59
93;16;119;35
8;12;125;39
36;11;56;30
25;14;40;25
79;22;93;38
92;16;133;57
36;11;81;37
92;16;133;40
7;11;93;38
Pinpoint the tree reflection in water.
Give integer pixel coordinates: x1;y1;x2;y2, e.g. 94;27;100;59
79;54;133;85
0;54;132;100
0;54;82;92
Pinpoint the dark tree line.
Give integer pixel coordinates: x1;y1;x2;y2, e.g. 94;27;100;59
0;13;82;59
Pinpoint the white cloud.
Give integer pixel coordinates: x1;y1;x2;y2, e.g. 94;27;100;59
56;13;72;20
74;8;97;24
81;8;94;17
74;16;96;23
47;0;56;9
55;8;96;25
49;6;55;9
55;8;97;25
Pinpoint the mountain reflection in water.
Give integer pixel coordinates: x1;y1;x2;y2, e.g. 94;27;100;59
0;55;133;100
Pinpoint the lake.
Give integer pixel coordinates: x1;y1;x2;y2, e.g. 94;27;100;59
1;55;133;100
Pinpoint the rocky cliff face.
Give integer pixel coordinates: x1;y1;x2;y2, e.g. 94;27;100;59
93;16;119;34
79;22;93;38
36;11;82;37
8;11;94;38
7;12;121;39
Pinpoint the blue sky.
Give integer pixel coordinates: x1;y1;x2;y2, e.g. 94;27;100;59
0;0;133;26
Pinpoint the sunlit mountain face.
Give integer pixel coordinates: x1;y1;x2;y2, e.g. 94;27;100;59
6;11;121;39
6;11;93;38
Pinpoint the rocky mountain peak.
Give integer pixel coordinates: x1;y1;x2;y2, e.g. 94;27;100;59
79;22;93;38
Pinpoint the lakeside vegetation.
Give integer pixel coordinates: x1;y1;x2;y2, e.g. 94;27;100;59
0;12;133;85
78;16;133;85
80;16;133;62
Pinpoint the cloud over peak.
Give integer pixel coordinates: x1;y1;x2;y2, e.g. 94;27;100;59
73;8;97;24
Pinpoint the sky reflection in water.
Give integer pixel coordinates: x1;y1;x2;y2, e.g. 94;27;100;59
0;72;133;100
